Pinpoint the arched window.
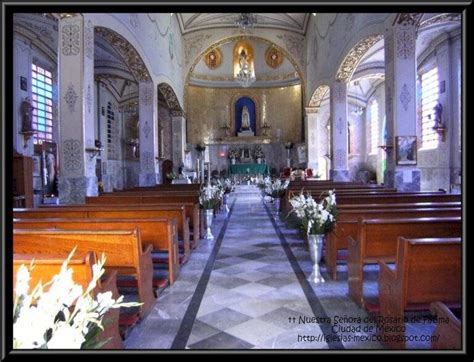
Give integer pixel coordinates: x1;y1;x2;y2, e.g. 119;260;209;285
420;66;440;149
106;102;119;159
31;63;54;144
369;99;379;154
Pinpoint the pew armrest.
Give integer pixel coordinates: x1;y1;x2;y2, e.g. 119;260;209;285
430;302;461;330
379;260;397;280
430;302;461;349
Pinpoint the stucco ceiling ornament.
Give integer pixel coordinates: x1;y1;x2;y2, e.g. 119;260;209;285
419;13;461;29
85;20;94;60
204;48;223;69
334;148;346;168
61;23;80;56
276;34;305;67
158;83;185;117
394;13;423;27
143;121;151;139
265;46;284;69
63;139;83;172
336;35;383;81
396;29;415;60
86;85;92;114
333;82;346;103
336;117;344;135
95;27;151;82
140;83;153;106
64;83;78;112
399;83;411;111
308;85;329;108
184;34;213;66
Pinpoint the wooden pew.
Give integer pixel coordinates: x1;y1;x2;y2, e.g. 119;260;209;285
347;217;461;308
378;237;461;349
339;201;461;210
326;207;461;280
430;302;462;350
85;196;201;247
13;251;123;349
14;205;191;265
13;228;155;319
13;217;179;285
337;193;460;205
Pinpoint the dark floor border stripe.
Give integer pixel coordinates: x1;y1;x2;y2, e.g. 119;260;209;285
264;202;345;350
171;198;237;349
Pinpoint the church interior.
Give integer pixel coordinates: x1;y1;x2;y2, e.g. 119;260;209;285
8;11;464;351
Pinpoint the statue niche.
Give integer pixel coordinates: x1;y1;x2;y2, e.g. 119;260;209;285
235;97;256;137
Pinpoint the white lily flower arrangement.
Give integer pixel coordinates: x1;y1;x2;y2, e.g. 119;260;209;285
199;184;224;209
289;190;338;235
264;179;290;198
13;248;141;349
257;176;272;191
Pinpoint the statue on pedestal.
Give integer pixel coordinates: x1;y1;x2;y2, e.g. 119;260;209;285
21;97;34;132
241;105;251;131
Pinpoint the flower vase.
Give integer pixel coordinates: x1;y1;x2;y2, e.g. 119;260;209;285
231;158;236;165
205;209;214;240
257;158;262;164
307;234;325;283
223;193;230;215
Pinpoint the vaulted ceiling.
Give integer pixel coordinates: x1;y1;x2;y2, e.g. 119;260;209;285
176;13;311;35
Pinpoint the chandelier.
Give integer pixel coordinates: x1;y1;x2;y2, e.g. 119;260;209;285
235;13;257;30
235;66;256;88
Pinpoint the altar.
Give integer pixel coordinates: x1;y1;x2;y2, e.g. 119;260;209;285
228;163;270;176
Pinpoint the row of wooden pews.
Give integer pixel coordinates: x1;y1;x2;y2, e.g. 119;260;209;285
284;180;462;349
13;183;209;349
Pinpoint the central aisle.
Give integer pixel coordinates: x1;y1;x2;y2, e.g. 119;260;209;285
125;185;384;350
185;186;327;349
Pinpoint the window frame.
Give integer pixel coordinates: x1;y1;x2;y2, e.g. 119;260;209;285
419;65;440;150
31;62;54;145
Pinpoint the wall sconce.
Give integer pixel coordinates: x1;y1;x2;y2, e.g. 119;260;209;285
261;121;271;137
126;138;139;158
378;144;394;154
351;106;365;116
432;125;446;142
85;140;104;160
221;123;231;137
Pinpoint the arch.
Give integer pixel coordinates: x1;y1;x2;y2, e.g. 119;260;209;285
335;34;384;82
308;84;330;109
95;26;152;83
184;35;306;107
158;82;185;117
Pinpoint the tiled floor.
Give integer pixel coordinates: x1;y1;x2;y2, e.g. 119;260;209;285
124;186;435;350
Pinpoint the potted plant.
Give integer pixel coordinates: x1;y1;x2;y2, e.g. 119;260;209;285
289;190;337;283
199;184;224;240
264;178;290;218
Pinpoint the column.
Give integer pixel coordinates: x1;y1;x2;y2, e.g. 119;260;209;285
329;80;350;181
58;14;97;204
305;108;320;173
138;81;159;186
171;112;186;170
384;15;421;191
448;35;461;188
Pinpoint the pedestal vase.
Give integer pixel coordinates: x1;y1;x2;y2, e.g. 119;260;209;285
308;234;325;283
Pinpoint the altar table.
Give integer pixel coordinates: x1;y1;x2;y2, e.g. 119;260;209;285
228;163;270;176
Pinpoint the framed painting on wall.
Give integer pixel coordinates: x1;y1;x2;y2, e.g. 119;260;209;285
396;136;417;166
